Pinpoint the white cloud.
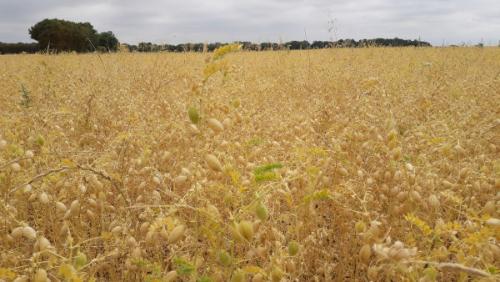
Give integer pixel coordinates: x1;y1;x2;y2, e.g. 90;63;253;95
1;0;499;45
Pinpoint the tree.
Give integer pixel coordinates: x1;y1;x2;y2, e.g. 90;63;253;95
285;40;310;50
29;19;119;53
29;19;97;52
96;31;119;51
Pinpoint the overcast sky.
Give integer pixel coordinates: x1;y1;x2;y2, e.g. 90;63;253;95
1;0;499;45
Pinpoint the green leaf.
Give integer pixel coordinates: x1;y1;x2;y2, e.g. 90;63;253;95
218;250;232;267
173;257;195;275
254;171;278;182
487;265;499;274
197;276;213;282
255;201;268;220
20;84;31;108
74;251;87;269
253;163;283;182
253;163;283;175
303;189;333;203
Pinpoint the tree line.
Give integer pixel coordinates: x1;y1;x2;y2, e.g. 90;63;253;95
0;42;40;54
122;38;431;53
1;18;433;54
124;39;500;52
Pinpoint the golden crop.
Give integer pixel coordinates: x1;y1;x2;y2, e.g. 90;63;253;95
0;47;499;281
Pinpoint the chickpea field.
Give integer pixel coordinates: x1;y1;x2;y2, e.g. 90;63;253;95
0;47;499;281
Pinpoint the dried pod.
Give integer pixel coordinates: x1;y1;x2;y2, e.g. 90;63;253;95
168;225;186;244
428;195;440;209
205;154;223;171
11;162;21;172
490;244;500;261
174;175;188;184
230;223;245;242
159;227;169;240
337;166;349;177
111;226;123;235
33;269;48;282
0;139;6;149
252;273;264;282
359;244;372;264
38;192;49;204
11;227;24;238
165;270;178;282
140;222;150;234
37;236;51;251
86;210;95;218
126;236;137;247
238;220;254;241
484;201;496;214
410;191;421;202
188;124;200;135
63;210;72;220
60;222;70;235
14;276;29;282
485;218;500;227
87;198;97;207
223;118;232;128
152;176;161;185
23;184;32;193
22;226;36;240
69;200;80;214
28;193;38;202
79;184;87;194
208;118;224;132
145;231;156;244
56;201;67;213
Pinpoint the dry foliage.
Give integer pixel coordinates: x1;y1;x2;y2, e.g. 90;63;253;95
0;47;499;281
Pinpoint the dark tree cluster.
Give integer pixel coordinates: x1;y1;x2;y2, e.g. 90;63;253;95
124;42;249;52
0;42;40;54
311;38;432;48
28;19;119;53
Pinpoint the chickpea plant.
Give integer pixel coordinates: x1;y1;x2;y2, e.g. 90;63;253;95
0;47;499;281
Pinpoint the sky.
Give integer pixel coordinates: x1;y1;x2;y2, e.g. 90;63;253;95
1;0;499;46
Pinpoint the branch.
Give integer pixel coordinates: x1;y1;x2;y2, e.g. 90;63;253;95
8;165;128;205
410;260;492;278
10;166;71;194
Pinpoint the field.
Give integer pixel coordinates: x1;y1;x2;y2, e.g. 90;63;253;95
0;47;499;281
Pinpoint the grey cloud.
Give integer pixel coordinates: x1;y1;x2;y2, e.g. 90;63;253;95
0;0;499;45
